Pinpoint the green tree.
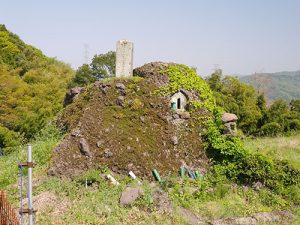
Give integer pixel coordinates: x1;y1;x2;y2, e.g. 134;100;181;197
0;25;74;147
0;125;21;149
206;69;223;92
206;71;262;134
290;99;300;113
72;64;94;86
267;99;289;124
256;93;268;128
90;51;116;79
262;99;289;134
71;51;116;87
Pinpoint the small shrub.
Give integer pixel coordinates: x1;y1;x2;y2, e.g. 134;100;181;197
259;122;282;136
258;189;288;208
75;169;102;186
205;113;300;191
214;183;231;199
280;185;300;205
287;119;300;131
170;180;195;208
130;98;143;110
0;126;22;150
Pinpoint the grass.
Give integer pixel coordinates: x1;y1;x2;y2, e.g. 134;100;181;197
5;169;296;224
11;171;184;225
0;124;62;189
168;176;293;219
1;128;299;224
243;133;300;170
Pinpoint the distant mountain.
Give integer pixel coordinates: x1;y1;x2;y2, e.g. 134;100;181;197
239;71;300;102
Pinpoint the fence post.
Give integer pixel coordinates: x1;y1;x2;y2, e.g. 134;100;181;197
28;144;33;225
18;144;36;225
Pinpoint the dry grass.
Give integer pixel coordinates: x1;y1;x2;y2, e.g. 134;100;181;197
243;133;300;170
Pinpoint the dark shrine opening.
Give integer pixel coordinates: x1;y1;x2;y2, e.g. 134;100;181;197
177;98;181;109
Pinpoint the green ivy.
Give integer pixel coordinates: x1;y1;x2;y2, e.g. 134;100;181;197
205;115;300;191
160;64;300;193
157;64;216;112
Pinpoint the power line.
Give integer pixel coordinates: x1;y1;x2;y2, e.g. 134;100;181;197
83;44;89;64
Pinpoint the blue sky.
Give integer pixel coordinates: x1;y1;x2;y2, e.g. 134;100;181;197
1;0;300;76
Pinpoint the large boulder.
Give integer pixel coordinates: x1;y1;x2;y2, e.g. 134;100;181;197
221;113;238;123
79;138;92;157
64;87;85;106
119;187;144;206
133;62;171;86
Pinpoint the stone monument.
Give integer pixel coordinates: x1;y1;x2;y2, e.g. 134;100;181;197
116;40;134;77
221;112;238;136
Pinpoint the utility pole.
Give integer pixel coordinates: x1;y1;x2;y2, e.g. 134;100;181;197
213;64;220;71
84;43;89;64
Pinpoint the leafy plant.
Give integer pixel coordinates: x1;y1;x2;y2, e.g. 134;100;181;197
159;64;300;193
158;64;216;112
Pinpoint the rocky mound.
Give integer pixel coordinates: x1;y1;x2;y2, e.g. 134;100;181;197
133;61;172;86
48;63;209;179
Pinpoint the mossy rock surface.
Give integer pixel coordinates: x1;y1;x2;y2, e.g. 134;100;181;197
49;63;210;179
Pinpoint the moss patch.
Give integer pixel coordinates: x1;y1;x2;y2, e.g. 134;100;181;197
49;64;210;179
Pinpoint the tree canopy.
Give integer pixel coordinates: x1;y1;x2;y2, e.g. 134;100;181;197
71;51;116;86
0;25;74;148
206;70;300;136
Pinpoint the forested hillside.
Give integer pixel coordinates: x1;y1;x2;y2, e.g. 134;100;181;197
206;69;300;136
0;25;74;149
239;71;300;102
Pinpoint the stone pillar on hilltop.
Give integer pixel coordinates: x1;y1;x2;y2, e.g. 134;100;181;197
116;40;134;78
